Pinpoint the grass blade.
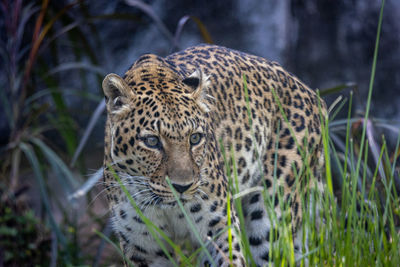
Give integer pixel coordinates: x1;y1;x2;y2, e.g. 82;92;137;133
43;62;105;77
94;229;135;267
318;82;356;97
366;120;387;182
354;0;385;183
172;15;213;52
165;177;216;266
68;168;103;201
71;100;105;167
109;166;184;266
125;0;176;47
31;137;80;192
19;142;68;259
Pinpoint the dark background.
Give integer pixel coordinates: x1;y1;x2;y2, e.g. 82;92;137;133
1;0;399;151
96;0;400;118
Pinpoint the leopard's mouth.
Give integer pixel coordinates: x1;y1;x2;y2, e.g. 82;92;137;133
120;173;204;209
146;181;201;206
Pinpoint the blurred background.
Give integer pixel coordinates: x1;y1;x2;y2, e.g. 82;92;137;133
1;0;399;266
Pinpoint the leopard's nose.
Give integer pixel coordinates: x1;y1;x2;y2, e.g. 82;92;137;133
171;182;193;193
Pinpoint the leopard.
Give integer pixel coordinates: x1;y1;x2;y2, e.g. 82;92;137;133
102;44;327;266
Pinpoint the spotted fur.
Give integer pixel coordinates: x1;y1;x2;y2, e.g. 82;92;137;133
102;44;327;266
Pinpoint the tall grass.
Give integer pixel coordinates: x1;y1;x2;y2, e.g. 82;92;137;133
0;0;111;265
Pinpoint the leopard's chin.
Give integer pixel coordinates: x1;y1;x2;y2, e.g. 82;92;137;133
153;192;198;208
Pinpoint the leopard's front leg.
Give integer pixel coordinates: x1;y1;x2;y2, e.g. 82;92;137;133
122;241;173;267
199;201;246;267
111;202;176;267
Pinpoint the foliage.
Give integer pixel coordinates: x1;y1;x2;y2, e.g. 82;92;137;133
0;0;104;265
0;187;51;266
0;0;215;265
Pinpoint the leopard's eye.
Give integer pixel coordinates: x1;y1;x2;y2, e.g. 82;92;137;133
143;135;161;149
190;133;202;146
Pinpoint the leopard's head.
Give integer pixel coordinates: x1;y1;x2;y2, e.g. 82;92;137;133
103;55;214;206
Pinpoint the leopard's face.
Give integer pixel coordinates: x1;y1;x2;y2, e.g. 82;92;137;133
103;59;213;206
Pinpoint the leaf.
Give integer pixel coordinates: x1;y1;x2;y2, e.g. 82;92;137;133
189;16;213;44
68;168;103;201
25;87;101;107
19;142;67;248
70;100;105;167
366;120;387;183
43;62;106;77
16;4;40;51
92;220;113;267
166;177;216;266
23;0;50;93
172;15;213;52
125;0;176;47
31;137;81;194
94;229;135;267
0;226;18;236
37;60;79;156
21;0;81;121
0;80;13;128
109;166;185;265
319;82;357;96
89;13;141;21
39;21;81;53
173;15;191;52
353;0;385;184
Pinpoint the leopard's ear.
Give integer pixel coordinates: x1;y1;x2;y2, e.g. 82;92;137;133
102;73;134;113
183;69;213;113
